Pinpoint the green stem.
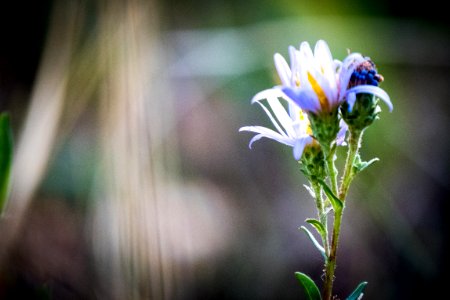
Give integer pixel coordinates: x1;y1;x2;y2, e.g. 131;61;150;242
322;129;363;300
311;181;329;256
324;146;338;196
339;130;363;199
322;207;342;300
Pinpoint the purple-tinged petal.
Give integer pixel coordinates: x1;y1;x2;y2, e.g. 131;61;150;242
346;92;357;112
293;136;313;160
282;87;320;113
336;120;348;145
288;102;300;121
346;85;393;112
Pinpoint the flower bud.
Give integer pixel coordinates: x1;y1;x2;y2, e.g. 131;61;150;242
299;143;326;182
341;58;385;131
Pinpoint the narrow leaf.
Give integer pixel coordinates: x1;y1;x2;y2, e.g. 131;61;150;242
0;113;13;214
295;272;322;300
355;158;379;173
306;218;326;237
300;226;325;259
346;281;368;300
318;180;342;212
303;184;316;199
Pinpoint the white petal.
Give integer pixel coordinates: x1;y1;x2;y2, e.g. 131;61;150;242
342;53;365;69
298;45;313;91
266;96;296;137
274;53;292;86
251;88;285;103
253;100;288;137
339;53;365;99
313;72;337;108
239;126;294;147
333;59;342;72
314;40;333;65
314;40;336;91
288;46;300;86
346;85;393;112
300;41;314;60
288;102;301;122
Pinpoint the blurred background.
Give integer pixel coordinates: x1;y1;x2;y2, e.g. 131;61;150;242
0;0;448;299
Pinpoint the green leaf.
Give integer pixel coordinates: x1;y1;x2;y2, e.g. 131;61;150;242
346;281;368;300
318;180;342;212
300;226;325;259
295;272;322;300
0;113;13;214
306;218;326;238
354;157;379;174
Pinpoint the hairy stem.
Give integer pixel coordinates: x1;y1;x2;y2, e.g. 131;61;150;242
322;207;342;300
322;129;363;300
340;129;363;199
312;181;329;256
324;146;338;196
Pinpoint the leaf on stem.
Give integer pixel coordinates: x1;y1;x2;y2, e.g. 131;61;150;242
353;154;379;174
303;184;316;199
346;281;368;300
300;226;326;259
295;272;322;300
318;180;342;212
0;113;13;214
306;218;326;238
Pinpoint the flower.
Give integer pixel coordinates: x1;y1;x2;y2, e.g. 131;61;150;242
271;40;344;149
276;40;340;115
338;53;393;113
239;91;347;160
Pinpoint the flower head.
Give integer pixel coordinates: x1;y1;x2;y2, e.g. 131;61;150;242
276;40;340;115
338;53;392;112
338;53;393;130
